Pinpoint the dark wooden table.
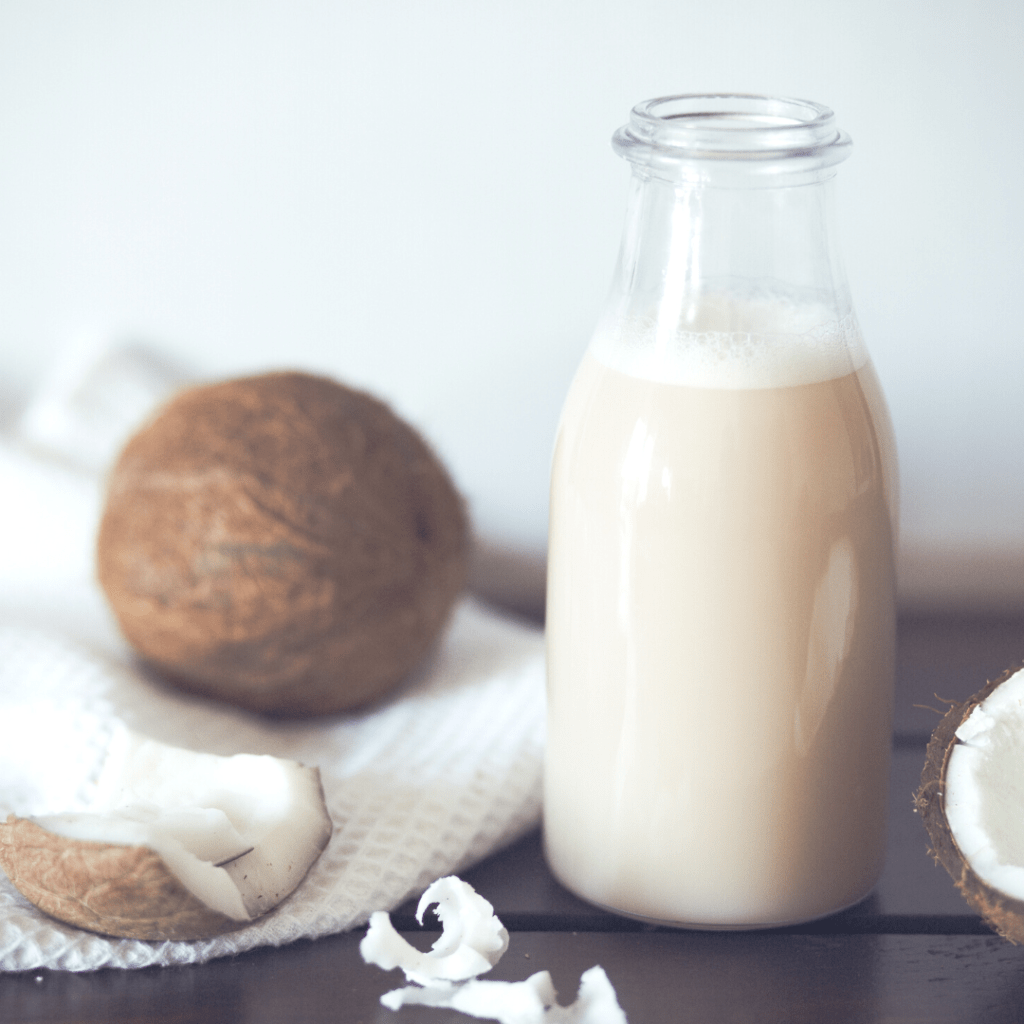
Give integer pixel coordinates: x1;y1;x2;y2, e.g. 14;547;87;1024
3;611;1024;1023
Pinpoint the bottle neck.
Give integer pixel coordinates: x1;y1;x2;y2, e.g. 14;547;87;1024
592;95;863;388
603;170;854;338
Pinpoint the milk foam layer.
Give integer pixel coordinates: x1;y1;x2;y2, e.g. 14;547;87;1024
592;295;866;390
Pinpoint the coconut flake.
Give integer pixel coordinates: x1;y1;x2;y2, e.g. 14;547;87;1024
955;707;996;745
360;876;509;986
380;972;557;1022
382;966;627;1024
361;877;627;1022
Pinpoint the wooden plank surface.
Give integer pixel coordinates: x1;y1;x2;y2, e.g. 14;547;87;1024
5;931;1024;1024
894;613;1024;739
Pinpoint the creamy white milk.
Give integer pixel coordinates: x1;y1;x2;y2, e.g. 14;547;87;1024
544;300;897;927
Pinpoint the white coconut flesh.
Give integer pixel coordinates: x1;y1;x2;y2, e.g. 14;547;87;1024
360;877;629;1022
361;875;510;986
944;668;1024;901
31;727;332;923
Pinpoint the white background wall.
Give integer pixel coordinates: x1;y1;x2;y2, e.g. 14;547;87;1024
1;0;1022;615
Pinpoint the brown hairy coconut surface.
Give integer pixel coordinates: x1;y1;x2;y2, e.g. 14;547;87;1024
0;816;242;941
914;665;1024;944
97;371;468;716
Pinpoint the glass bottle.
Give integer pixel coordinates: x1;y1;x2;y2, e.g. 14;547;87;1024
544;94;898;928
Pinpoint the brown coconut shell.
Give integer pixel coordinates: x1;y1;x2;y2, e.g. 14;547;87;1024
0;816;244;941
914;664;1024;943
96;371;468;716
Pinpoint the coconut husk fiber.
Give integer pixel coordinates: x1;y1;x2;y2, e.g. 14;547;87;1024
96;371;468;716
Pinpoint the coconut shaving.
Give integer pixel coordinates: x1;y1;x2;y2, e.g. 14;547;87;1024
360;876;628;1023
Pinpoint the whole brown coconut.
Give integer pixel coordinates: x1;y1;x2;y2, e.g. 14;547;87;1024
915;665;1024;943
97;371;468;715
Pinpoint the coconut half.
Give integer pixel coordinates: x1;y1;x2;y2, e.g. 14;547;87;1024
0;728;332;940
916;664;1024;943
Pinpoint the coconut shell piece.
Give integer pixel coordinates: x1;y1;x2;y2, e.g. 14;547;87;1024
0;816;242;941
96;371;468;716
915;665;1024;943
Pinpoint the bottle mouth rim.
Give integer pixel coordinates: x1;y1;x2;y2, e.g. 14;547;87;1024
613;93;852;179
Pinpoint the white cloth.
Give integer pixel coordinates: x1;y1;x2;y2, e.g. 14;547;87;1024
0;342;546;972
